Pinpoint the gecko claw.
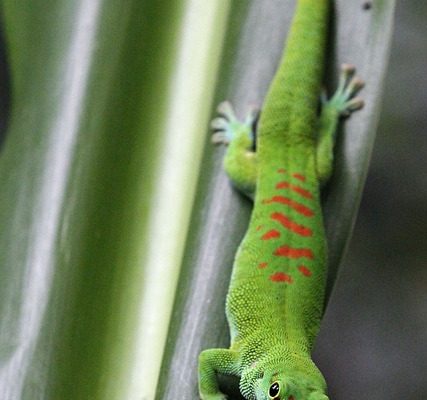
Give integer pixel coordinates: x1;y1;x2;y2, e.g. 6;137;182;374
346;96;365;111
341;63;356;75
217;101;237;121
211;101;259;146
326;64;365;117
211;117;230;131
345;77;365;98
212;131;230;145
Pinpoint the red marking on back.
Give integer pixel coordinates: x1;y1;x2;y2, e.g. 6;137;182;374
276;181;313;199
271;212;312;237
270;272;293;283
298;265;312;277
292;173;306;182
261;229;281;240
258;262;268;269
277;168;287;174
262;196;314;217
274;245;314;259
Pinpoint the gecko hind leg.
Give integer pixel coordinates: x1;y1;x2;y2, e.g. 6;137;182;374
212;101;259;199
316;64;365;185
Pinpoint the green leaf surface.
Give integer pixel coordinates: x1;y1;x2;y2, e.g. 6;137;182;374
0;0;230;398
157;1;396;399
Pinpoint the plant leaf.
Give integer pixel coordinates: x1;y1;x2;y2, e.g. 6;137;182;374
0;0;229;398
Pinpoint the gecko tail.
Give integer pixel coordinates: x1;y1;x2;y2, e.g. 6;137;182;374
258;0;330;144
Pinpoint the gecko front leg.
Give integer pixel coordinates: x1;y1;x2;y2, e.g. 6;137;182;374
212;101;259;199
198;348;240;400
316;64;364;185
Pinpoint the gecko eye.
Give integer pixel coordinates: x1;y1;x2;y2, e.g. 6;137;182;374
269;381;281;399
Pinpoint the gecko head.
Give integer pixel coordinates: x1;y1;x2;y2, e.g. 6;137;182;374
253;369;329;400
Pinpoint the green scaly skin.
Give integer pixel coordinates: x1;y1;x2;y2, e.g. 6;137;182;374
200;1;364;399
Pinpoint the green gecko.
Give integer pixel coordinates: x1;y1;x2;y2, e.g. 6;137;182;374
198;0;365;399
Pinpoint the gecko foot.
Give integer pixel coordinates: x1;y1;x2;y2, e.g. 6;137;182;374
211;101;259;145
325;63;365;117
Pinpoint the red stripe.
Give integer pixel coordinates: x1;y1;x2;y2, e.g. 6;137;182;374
261;229;281;240
277;168;287;174
258;262;268;269
270;272;293;283
292;173;306;182
276;181;313;199
274;245;314;259
271;212;312;237
262;196;314;217
298;265;312;277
